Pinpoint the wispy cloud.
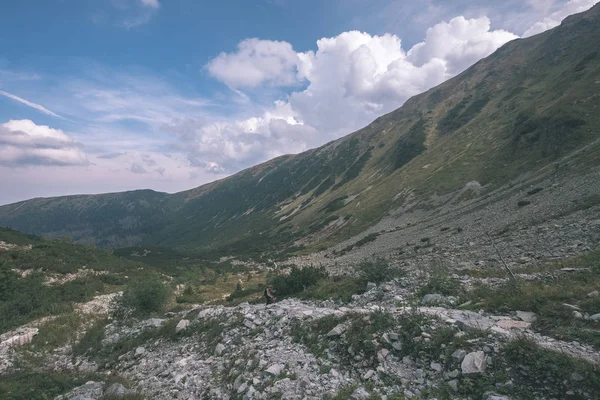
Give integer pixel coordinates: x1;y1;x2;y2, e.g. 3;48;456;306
0;90;64;119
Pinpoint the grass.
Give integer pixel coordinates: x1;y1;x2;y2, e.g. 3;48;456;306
0;371;141;400
495;337;600;400
467;250;600;348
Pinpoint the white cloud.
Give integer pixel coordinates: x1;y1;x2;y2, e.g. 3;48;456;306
407;16;518;74
0;90;64;119
524;0;599;36
0;120;89;167
206;39;301;88
140;0;160;9
188;16;517;173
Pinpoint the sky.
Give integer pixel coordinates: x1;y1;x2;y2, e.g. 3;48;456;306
0;0;598;205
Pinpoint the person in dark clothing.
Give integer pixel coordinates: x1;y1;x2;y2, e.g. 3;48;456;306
264;285;276;305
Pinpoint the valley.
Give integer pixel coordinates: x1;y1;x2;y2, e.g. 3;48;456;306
1;4;600;400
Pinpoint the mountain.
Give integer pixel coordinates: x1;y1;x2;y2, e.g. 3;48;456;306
1;5;599;257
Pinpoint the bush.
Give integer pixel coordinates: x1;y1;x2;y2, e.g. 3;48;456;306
269;266;327;297
358;258;402;285
116;275;170;316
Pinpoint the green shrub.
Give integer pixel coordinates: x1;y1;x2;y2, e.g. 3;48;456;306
269;266;328;297
116;275;170;316
358;258;402;285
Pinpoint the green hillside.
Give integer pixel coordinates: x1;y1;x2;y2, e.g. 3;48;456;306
1;4;599;258
0;227;142;332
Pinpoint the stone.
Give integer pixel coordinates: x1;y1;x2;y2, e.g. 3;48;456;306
175;319;190;333
366;282;377;291
485;394;512;400
392;341;402;351
135;347;146;356
447;369;459;379
586;291;599;298
589;313;600;321
327;324;346;337
237;382;248;394
362;369;375;380
451;349;466;363
430;362;442;372
351;387;370;399
461;351;486;374
54;381;104;400
266;363;284;376
448;379;458;392
388;332;399;341
421;294;444;305
496;320;530;329
104;383;134;398
215;343;226;356
515;311;536;323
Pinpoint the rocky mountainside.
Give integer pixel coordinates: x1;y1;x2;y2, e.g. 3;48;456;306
1;5;599;257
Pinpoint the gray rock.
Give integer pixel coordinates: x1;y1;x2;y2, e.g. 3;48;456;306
103;383;135;398
54;381;104;400
266;363;284;376
362;369;375;380
515;311;536;323
451;349;466;363
421;294;444;305
586;291;599;298
215;343;226;356
485;394;512;400
351;387;370;399
589;313;600;321
461;351;486;374
327;324;346;337
135;347;145;356
430;362;442;372
237;382;248;394
448;379;458;392
366;282;377;291
175;319;190;333
392;341;402;351
388;332;399;341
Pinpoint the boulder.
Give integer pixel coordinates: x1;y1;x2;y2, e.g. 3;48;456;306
326;324;346;337
421;294;444;305
451;349;466;363
351;387;370;399
104;383;135;398
461;351;486;374
266;363;284;376
215;343;226;356
515;311;536;323
135;347;146;356
175;319;190;333
589;313;600;321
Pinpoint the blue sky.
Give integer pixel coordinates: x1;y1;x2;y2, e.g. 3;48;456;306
0;0;598;205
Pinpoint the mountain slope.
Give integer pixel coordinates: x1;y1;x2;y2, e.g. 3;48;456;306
1;4;599;256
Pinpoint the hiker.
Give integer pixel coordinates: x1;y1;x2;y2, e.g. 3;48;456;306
264;285;276;305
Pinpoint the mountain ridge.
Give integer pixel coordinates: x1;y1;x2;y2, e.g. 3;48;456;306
1;4;599;256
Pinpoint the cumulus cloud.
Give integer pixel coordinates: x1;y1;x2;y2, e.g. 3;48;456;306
524;0;599;36
183;16;517;173
407;16;518;74
206;39;301;88
0;120;89;167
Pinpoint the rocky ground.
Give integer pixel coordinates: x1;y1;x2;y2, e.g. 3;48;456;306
4;273;599;400
290;165;600;274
